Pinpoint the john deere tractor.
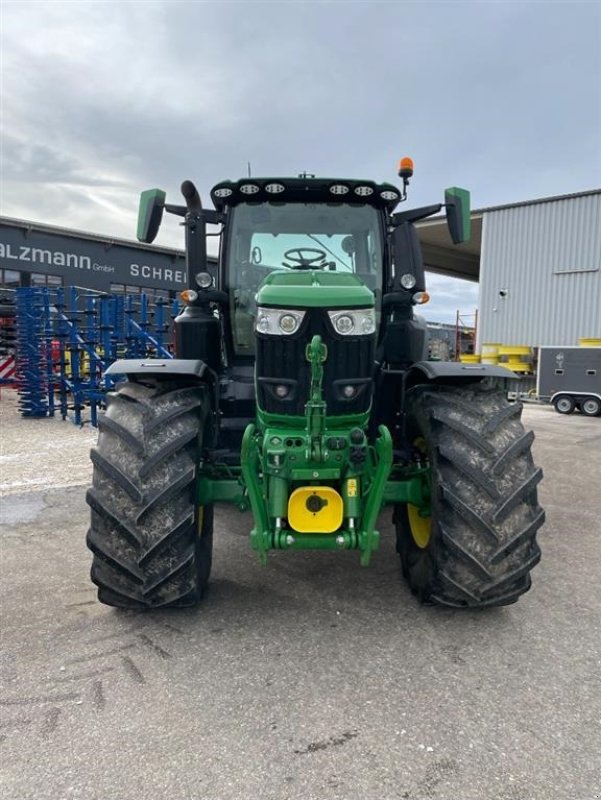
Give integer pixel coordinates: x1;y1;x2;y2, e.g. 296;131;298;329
86;162;544;609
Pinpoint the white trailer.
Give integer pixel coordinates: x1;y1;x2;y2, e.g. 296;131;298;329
537;347;601;416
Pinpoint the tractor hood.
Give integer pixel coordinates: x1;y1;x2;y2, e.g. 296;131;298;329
256;270;374;309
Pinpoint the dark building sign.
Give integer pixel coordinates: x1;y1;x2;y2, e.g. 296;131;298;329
0;218;188;294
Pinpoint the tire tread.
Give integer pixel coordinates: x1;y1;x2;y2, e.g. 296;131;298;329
397;383;544;608
86;379;212;609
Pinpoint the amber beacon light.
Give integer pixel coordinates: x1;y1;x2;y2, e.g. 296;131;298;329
398;157;414;180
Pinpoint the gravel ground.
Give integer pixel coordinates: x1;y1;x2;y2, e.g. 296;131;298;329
1;389;600;800
0;389;96;496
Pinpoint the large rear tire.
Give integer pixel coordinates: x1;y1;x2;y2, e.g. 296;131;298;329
396;382;544;608
86;379;212;609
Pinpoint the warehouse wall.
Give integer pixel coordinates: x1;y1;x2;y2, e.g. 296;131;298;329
477;192;601;348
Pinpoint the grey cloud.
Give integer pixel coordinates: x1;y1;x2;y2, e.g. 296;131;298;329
3;133;129;188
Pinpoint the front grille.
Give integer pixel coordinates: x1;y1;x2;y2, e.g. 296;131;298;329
256;309;374;416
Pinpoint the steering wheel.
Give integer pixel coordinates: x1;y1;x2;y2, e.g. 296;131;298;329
282;247;327;269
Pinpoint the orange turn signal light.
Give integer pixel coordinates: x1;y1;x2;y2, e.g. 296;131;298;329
398;157;414;178
180;289;198;304
413;291;430;305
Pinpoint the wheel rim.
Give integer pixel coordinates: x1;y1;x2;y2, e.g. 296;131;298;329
408;436;432;548
556;398;573;413
583;399;600;415
408;504;432;549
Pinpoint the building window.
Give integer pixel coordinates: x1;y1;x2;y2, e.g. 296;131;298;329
1;269;22;288
30;272;63;288
109;283;171;301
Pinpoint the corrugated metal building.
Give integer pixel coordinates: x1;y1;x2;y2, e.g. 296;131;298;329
417;189;601;350
477;191;601;348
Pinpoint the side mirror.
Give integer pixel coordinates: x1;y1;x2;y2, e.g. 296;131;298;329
137;188;166;243
444;187;471;244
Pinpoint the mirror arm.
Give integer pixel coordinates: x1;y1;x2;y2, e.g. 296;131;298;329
202;209;226;225
391;203;442;227
165;205;224;225
165;203;187;217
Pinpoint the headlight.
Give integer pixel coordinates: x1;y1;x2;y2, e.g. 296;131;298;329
328;309;376;336
335;314;354;334
279;314;299;334
400;273;416;290
255;307;306;335
195;272;213;289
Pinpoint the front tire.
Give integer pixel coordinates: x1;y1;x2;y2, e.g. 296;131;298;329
396;382;544;608
86;379;213;608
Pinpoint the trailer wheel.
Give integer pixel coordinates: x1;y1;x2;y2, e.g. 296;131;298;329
86;379;213;608
553;395;575;414
580;397;601;417
395;382;544;608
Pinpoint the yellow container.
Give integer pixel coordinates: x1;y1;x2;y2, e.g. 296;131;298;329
498;345;533;373
459;354;481;364
497;346;532;357
578;338;601;347
481;343;501;365
506;363;532;373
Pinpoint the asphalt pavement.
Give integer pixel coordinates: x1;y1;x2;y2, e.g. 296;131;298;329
1;405;600;800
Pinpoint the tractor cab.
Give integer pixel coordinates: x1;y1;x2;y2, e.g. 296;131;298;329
136;169;472;452
211;180;394;358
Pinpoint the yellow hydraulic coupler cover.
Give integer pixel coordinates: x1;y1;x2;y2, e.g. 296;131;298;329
288;487;344;533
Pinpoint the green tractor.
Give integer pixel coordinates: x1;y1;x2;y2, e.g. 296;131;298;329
86;163;544;609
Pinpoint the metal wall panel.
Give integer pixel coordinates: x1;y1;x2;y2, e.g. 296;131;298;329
477;192;601;348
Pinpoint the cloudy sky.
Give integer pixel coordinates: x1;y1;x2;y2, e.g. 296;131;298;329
2;0;600;322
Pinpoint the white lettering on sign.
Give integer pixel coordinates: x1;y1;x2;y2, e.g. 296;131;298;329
0;240;184;285
130;263;185;285
0;242;92;270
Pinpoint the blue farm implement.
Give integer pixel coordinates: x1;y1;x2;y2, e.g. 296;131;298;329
13;286;178;425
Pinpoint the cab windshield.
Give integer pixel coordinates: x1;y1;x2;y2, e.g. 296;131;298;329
226;202;384;355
